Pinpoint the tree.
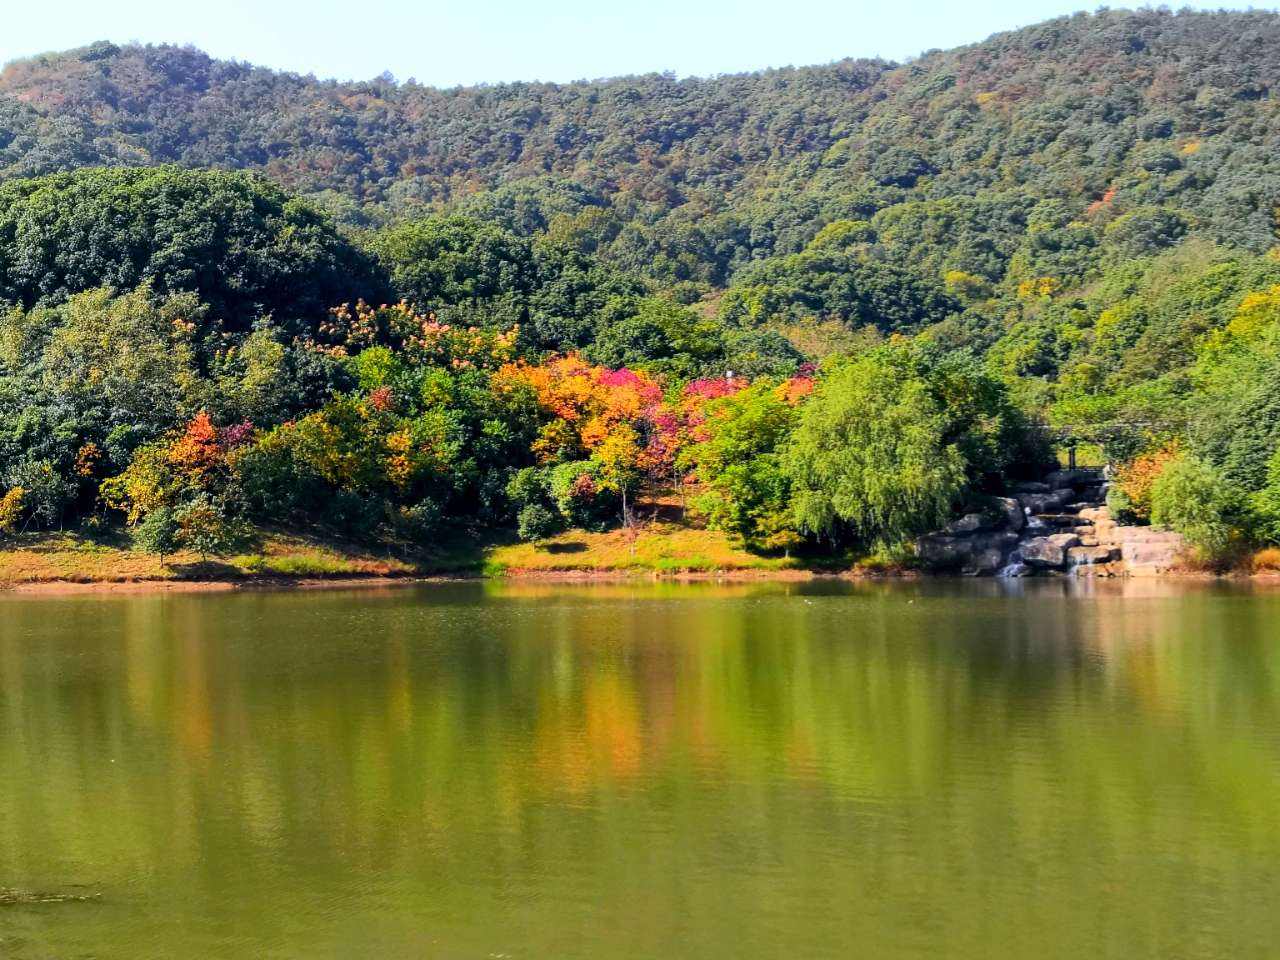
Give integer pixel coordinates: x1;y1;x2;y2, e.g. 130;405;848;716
0;167;385;332
1103;207;1190;259
785;345;969;548
585;297;727;379
719;250;958;334
516;503;559;542
1150;453;1240;564
173;496;244;563
368;216;534;321
681;381;804;554
131;506;179;563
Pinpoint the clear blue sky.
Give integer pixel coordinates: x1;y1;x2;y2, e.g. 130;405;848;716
0;0;1261;86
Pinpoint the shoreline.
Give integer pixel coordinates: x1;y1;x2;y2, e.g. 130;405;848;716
6;565;1276;597
4;524;1276;596
0;566;892;596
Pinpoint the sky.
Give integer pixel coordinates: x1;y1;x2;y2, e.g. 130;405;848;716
0;0;1263;87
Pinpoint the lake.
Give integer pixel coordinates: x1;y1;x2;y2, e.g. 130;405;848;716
1;579;1278;958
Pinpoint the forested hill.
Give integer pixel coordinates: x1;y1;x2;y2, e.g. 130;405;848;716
3;8;1280;286
6;8;1280;571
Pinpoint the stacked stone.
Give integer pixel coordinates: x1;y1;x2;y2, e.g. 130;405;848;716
915;466;1187;577
915;499;1025;576
1012;468;1120;576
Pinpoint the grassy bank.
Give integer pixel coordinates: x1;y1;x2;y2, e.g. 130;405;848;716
11;519;1280;590
0;518;823;588
484;523;800;576
0;530;432;586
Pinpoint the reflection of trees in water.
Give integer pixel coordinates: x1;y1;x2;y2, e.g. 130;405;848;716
1;584;1279;951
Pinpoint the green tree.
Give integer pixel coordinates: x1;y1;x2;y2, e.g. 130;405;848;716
131;505;180;563
173;496;245;562
681;382;802;554
1150;453;1240;564
785;345;968;548
0;167;384;332
368;216;534;320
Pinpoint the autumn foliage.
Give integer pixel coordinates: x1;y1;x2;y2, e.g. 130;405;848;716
1110;440;1182;523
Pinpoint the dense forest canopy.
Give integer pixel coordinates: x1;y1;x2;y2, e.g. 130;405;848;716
3;8;1280;286
3;8;1280;568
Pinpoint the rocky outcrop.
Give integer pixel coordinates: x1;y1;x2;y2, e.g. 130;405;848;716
1021;533;1080;568
916;466;1187;577
1067;545;1119;566
1111;526;1186;575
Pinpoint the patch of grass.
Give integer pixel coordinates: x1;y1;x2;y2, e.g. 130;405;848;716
3;505;901;586
480;556;509;577
1;529;427;585
487;522;797;575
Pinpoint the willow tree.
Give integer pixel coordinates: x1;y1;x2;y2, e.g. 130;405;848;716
784;344;968;549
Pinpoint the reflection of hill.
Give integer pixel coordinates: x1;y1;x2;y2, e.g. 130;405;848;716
1;582;1279;956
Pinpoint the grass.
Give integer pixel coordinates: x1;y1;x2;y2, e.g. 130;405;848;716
0;494;904;587
0;529;428;586
0;523;799;586
487;522;798;575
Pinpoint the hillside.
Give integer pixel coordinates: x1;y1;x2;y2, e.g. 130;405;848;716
4;9;1280;575
3;8;1280;286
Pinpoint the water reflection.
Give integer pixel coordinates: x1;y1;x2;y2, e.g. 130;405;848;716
1;580;1278;958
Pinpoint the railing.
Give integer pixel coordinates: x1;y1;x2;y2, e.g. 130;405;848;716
1039;421;1173;470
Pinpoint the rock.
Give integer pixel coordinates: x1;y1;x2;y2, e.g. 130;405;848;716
1014;481;1051;494
1114;525;1182;544
944;512;987;535
1045;468;1103;490
1108;526;1187;574
1077;535;1100;547
1021;533;1082;568
1123;541;1186;571
1037;513;1083;529
1070;561;1120;578
1076;506;1111;523
1017;489;1073;513
1077;483;1109;504
992;496;1025;533
961;548;1007;576
1067;545;1118;566
916;535;964;568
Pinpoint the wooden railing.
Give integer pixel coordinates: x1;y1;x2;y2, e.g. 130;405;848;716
1038;421;1171;470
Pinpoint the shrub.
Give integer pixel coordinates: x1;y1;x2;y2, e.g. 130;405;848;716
0;487;24;536
131;505;179;561
1150;454;1240;564
1251;547;1280;572
516;503;560;542
173;496;248;561
1108;441;1181;523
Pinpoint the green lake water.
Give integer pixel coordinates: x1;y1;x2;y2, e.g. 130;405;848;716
1;579;1278;958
